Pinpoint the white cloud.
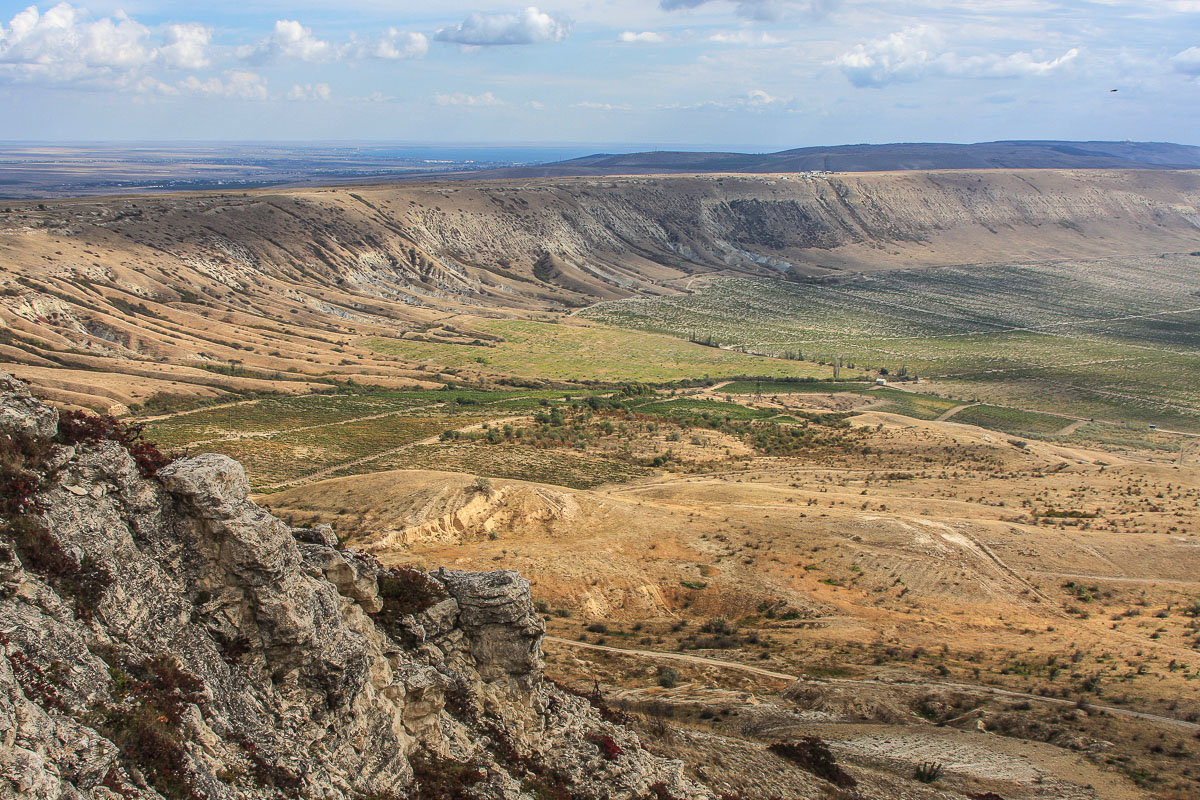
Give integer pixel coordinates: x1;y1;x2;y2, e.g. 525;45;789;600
372;28;427;59
0;3;151;82
177;70;268;100
265;19;335;62
1172;46;1200;75
836;25;1079;87
619;31;665;43
571;100;633;110
659;0;840;22
663;88;793;111
288;81;331;101
835;26;942;87
158;23;211;70
745;87;779;105
434;7;571;46
434;91;504;106
132;75;178;95
0;3;223;87
708;30;782;45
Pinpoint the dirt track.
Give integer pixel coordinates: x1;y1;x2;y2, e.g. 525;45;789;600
546;637;1200;733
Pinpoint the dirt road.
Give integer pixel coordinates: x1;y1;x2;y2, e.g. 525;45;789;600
259;414;529;491
546;636;1200;733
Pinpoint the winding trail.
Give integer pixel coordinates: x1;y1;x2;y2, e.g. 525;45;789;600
1030;571;1200;588
1055;419;1088;436
135;398;260;423
935;403;978;422
546;636;1200;733
183;402;449;447
259;414;530;491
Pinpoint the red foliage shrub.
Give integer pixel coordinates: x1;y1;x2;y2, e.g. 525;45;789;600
55;410;172;477
586;733;624;761
0;429;112;618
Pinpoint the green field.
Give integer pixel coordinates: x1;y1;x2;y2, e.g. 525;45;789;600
721;379;875;395
869;389;964;421
325;442;650;490
142;387;580;490
628;398;777;420
580;255;1200;433
361;319;832;383
950;405;1071;437
143;388;568;447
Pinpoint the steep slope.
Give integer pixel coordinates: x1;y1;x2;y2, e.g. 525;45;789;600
0;374;702;800
1;169;1198;410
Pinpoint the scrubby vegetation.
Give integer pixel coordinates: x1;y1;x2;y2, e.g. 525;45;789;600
1;409;173;618
583;258;1200;437
374;567;448;628
768;738;856;788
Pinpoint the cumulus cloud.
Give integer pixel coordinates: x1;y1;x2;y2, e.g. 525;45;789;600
434;91;504;106
1172;46;1200;75
660;0;840;22
288;81;331;101
372;28;428;59
263;19;336;62
177;70;268;99
0;3;152;82
0;3;432;97
619;31;665;43
247;20;429;64
836;26;1078;87
434;7;571;46
157;23;212;69
0;3;225;87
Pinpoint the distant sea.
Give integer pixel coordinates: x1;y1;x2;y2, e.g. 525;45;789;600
0;141;735;199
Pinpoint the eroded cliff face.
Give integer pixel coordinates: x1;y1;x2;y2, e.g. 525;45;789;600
0;374;703;800
1;170;1198;414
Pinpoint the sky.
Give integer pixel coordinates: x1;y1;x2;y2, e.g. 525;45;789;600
0;0;1197;148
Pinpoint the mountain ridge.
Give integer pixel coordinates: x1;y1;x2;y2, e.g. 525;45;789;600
480;140;1200;178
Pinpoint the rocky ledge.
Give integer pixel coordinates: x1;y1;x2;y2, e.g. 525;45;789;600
0;374;704;800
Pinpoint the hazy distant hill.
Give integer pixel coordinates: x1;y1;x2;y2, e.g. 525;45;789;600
487;140;1200;177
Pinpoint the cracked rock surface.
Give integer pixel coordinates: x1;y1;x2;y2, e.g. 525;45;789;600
0;374;705;800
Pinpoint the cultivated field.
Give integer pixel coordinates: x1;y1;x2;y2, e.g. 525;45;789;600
362;318;832;383
581;254;1200;449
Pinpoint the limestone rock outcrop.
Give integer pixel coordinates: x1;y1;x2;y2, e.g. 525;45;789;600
0;374;704;800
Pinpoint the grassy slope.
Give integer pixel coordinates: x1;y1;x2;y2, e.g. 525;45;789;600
361;319;832;383
580;255;1200;434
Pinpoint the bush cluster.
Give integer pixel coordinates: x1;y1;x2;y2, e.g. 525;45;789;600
768;737;856;788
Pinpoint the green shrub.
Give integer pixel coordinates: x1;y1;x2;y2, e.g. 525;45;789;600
769;737;856;788
914;761;944;783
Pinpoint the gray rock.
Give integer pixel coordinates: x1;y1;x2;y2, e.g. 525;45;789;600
0;374;709;800
0;374;58;440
